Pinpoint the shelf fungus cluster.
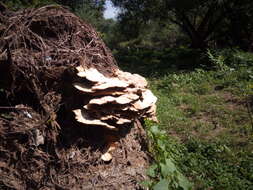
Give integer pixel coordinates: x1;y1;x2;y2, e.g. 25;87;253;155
73;66;157;161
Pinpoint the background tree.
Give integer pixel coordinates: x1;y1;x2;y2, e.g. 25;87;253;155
73;0;106;29
112;0;253;50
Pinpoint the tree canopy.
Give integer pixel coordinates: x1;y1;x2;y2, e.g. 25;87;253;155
112;0;253;50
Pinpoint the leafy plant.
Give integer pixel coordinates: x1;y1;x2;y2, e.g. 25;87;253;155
142;124;193;190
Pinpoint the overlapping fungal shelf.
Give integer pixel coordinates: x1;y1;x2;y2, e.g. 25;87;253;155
73;66;158;131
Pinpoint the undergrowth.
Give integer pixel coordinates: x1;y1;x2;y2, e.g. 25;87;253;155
118;48;253;189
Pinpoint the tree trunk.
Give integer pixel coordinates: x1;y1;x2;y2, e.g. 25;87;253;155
191;35;207;49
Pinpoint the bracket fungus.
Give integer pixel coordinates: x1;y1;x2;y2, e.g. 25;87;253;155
73;66;157;129
73;66;158;160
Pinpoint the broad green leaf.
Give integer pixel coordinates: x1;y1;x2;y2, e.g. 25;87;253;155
153;179;169;190
178;174;192;190
165;159;177;173
160;159;177;177
147;164;158;178
160;163;171;177
150;125;160;135
158;139;166;151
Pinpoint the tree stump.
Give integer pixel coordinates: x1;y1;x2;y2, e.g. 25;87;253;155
0;5;156;189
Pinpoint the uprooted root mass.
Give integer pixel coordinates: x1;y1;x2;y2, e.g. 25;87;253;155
0;5;150;189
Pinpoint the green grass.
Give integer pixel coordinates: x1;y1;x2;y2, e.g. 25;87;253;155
117;48;253;189
147;68;252;189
